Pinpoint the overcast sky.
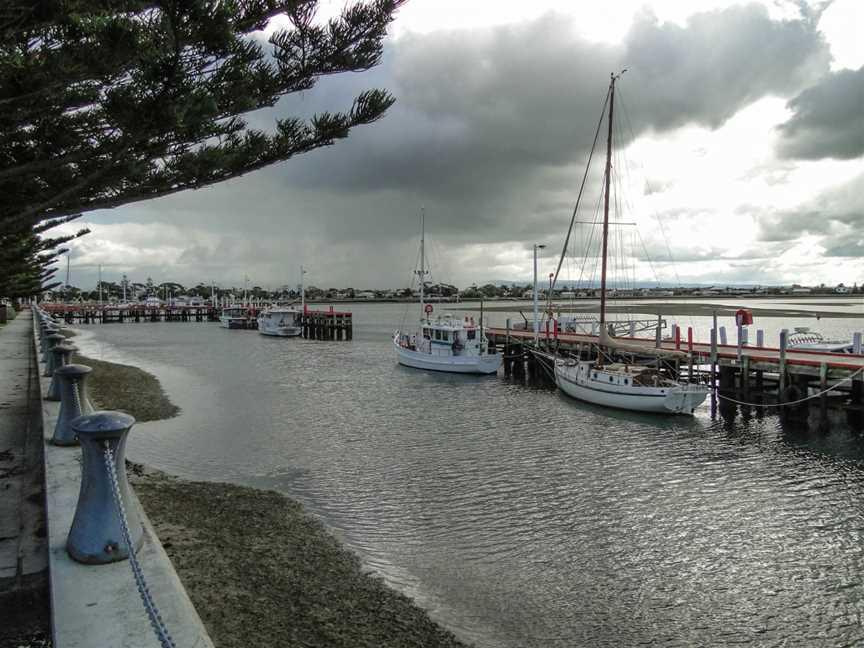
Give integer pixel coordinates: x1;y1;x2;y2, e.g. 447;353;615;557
56;0;864;291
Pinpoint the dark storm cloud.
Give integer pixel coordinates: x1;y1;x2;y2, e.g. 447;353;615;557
757;172;864;255
283;4;829;197
85;4;837;288
776;66;864;160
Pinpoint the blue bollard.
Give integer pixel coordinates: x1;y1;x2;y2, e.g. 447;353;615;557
47;344;77;401
39;324;57;354
43;333;66;376
42;332;64;364
52;364;94;446
67;411;144;564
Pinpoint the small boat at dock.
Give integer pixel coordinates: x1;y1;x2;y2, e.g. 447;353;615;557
394;209;502;375
787;327;854;353
552;72;708;414
257;307;303;337
220;306;251;329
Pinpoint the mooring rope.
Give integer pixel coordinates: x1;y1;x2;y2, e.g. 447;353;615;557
716;366;864;408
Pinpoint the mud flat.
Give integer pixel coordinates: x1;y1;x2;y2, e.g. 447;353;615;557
73;340;469;648
458;301;863;318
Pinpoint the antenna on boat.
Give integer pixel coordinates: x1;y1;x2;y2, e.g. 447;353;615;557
300;265;307;312
417;208;429;322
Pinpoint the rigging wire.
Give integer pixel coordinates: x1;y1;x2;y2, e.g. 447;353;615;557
551;86;611;293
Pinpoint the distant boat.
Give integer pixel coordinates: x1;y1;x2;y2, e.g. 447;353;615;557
787;327;854;353
258;307;303;337
220;306;250;329
393;209;502;375
552;72;709;414
257;265;307;338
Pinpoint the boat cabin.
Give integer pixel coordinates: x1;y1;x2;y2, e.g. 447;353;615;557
397;315;486;357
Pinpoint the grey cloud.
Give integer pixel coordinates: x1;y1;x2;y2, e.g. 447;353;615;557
757;172;864;254
75;5;838;289
776;66;864;159
623;5;830;132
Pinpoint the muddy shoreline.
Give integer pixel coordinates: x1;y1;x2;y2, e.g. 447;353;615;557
71;331;470;648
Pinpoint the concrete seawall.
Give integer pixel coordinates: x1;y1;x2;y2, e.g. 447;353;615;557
31;308;215;647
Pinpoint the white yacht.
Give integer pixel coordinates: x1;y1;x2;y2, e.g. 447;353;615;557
394;209;502;375
258;307;303;337
552;73;709;414
220;306;250;329
787;327;854;353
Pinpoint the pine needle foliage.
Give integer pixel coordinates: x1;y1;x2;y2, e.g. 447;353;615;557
0;0;404;299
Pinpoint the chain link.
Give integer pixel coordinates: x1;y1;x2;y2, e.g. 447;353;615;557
103;442;177;648
71;379;82;414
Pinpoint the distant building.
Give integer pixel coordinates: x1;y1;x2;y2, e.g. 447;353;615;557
834;285;851;294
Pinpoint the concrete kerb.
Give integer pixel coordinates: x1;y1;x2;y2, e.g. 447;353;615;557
32;310;215;648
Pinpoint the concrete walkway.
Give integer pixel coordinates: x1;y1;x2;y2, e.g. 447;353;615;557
0;308;50;645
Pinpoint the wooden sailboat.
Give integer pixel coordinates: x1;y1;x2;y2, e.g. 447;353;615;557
553;72;709;414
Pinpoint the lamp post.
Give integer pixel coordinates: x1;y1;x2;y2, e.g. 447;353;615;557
533;243;546;344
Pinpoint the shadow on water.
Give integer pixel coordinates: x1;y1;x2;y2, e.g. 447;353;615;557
714;394;864;464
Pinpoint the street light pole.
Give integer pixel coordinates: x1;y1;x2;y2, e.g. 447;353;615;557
533;243;546;344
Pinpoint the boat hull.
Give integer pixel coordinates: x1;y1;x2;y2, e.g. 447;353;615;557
555;362;708;414
259;328;302;337
394;341;502;375
220;317;247;329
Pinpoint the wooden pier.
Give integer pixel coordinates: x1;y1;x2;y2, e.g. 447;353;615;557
487;325;864;425
42;304;219;323
300;308;353;341
39;303;353;341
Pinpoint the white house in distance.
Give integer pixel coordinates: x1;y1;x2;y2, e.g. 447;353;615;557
834;284;852;294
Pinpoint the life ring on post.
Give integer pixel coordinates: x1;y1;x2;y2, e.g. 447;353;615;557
735;309;754;326
424;304;433;315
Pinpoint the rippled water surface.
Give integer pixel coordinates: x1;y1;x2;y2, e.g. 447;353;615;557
74;303;864;647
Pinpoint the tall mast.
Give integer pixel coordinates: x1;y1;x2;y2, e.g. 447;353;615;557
599;73;617;330
418;208;427;321
300;265;306;312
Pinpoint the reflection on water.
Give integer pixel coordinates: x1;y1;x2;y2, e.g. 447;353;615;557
74;303;864;647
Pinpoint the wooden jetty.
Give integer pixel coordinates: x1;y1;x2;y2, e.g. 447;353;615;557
487;324;864;424
39;303;353;341
300;307;353;341
42;304;220;323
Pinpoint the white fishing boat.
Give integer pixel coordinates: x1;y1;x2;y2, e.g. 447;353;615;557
257;307;303;337
258;266;307;337
552;72;709;414
220;306;250;329
394;210;502;375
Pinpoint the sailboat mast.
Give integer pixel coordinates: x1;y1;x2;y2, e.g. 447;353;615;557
418;208;426;321
599;74;616;329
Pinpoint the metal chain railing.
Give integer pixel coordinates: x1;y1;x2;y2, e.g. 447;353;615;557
103;442;177;648
71;379;82;414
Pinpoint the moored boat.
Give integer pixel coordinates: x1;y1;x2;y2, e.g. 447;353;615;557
220;306;250;329
258;307;303;337
394;209;502;375
787;327;854;353
551;72;708;414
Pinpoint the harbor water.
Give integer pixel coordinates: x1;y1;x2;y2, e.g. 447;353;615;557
73;300;864;647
